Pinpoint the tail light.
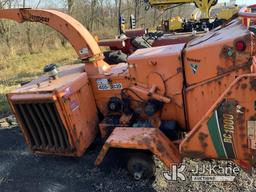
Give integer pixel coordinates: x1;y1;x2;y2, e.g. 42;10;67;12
235;41;246;52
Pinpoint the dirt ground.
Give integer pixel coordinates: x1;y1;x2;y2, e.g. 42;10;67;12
0;118;256;192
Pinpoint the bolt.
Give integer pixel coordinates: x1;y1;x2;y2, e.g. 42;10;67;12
134;170;143;181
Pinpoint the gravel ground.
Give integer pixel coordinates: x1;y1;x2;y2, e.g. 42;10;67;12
0;117;256;192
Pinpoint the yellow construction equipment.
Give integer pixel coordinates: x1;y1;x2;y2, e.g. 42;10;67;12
144;0;238;32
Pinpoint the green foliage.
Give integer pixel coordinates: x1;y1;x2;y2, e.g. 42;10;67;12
0;47;77;116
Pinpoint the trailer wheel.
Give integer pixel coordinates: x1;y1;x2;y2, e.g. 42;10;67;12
126;153;155;180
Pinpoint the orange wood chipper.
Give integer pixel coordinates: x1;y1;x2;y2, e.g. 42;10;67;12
1;5;256;180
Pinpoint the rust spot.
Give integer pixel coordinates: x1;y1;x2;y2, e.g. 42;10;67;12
142;137;151;146
239;133;246;138
137;139;144;145
202;143;208;148
169;143;174;149
242;144;247;148
150;61;157;66
250;79;256;90
198;132;208;141
182;151;206;159
216;66;226;75
156;142;165;153
72;125;77;135
249;115;256;121
176;67;183;73
241;83;248;90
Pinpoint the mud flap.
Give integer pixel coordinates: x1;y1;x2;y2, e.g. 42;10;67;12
95;127;181;168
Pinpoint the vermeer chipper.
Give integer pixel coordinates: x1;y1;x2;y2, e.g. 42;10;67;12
1;5;256;180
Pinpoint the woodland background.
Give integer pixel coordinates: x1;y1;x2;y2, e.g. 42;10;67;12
0;0;233;114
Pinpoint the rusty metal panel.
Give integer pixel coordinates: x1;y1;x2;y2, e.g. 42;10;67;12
185;67;251;129
58;77;99;156
181;74;256;171
152;32;203;47
89;64;130;116
127;44;186;128
11;64;85;94
7;65;98;157
95;127;181;168
184;19;253;86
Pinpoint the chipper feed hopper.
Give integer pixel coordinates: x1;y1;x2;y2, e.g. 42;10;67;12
1;5;256;180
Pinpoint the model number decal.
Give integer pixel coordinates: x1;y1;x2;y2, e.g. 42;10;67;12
223;114;234;144
208;100;239;159
96;78;122;90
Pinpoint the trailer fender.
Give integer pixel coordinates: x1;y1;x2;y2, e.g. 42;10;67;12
95;127;181;168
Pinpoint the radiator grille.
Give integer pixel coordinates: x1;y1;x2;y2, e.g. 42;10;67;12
14;102;71;152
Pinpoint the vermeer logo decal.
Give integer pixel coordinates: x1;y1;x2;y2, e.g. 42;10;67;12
190;63;198;74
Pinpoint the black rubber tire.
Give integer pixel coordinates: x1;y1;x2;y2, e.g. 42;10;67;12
103;50;127;64
126;152;156;180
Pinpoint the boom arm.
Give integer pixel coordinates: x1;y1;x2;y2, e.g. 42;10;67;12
0;8;102;61
145;0;218;18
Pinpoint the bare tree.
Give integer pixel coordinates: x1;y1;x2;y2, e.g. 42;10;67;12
22;0;34;54
0;0;14;55
0;0;167;56
67;0;74;14
89;0;97;31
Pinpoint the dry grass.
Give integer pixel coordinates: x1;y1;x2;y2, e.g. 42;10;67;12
0;46;77;116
